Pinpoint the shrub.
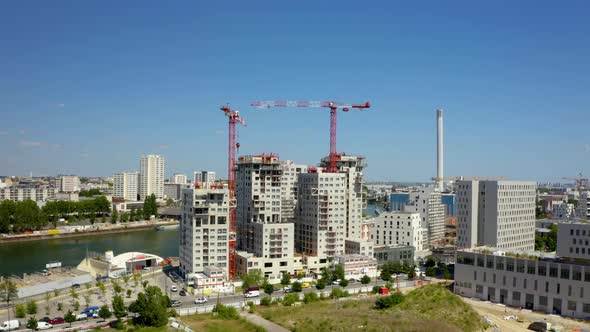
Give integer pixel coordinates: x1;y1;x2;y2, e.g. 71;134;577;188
260;296;272;306
303;292;319;304
213;304;239;320
372;286;380;294
291;281;302;292
385;282;393;291
282;293;300;306
339;279;349;287
374;292;405;309
361;275;371;284
26;300;38;315
15;303;26;318
315;280;326;290
330;287;349;299
246;301;254;307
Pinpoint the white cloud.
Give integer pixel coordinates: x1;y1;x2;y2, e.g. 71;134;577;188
18;141;43;147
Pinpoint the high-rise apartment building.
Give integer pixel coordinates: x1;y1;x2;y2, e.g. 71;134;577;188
372;211;428;252
55;175;80;193
179;187;230;280
139;154;165;200
280;160;308;222
193;171;216;186
235;154;294;279
296;171;347;260
170;173;188;185
113;172;139;201
576;192;590;219
456;179;536;251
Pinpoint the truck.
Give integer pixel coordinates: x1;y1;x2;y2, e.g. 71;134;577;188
0;320;20;331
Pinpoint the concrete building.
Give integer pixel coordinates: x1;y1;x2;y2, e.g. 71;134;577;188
576;192;590;219
556;222;590;262
194;171;216;187
296;171;347;261
388;188;446;247
334;254;378;279
457;179;536;251
113;172;139;201
441;193;456;217
371;211;428;252
373;245;415;266
0;185;55;202
55;175;80;193
235;154;294;279
280;160;308;222
345;239;374;258
179;187;230;280
170;173;188;185
552;202;575;219
164;183;182;201
320;155;365;240
139;154;165;200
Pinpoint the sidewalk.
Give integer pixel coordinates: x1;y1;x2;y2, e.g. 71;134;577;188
240;312;289;332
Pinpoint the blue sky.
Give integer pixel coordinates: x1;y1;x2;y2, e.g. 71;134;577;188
1;1;589;182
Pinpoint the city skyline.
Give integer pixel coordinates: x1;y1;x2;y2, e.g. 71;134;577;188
1;1;589;181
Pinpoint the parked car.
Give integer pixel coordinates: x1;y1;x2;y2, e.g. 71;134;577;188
0;320;20;331
171;300;182;307
527;321;551;332
35;322;52;330
326;281;335;286
49;317;64;325
179;290;187;296
38;317;51;323
244;290;260;298
302;282;311;288
75;313;88;321
194;297;208;305
283;286;292;293
71;284;81;289
170;285;178;292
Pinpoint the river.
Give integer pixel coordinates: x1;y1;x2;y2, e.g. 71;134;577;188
0;229;179;277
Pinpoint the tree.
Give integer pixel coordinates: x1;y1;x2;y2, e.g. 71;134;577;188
334;264;345;281
13;200;42;232
142;280;149;289
339;279;349;287
120;212;128;223
280;273;291;286
240;269;263;290
112;294;126;321
380;270;392;282
426;267;436;277
291;281;302;292
166;198;174;207
143;194;158;220
26;299;37;315
315;280;326;290
263;281;274;295
361;275;371;285
26;317;37;331
15;304;26;318
424;256;436;268
0;280;18;324
128;286;170;327
442;265;452;280
0;200;16;233
101;214;106;223
129;208;136;222
64;310;76;327
89;211;96;225
111;207;119;224
127;289;132;298
408;268;416;280
83;294;91;308
98;305;112;321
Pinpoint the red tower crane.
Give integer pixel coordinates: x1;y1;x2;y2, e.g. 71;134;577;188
250;100;370;172
220;105;245;280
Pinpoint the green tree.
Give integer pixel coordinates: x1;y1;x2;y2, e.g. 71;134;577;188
127;289;132;298
26;299;37;315
280;273;291;286
98;305;112;321
143;194;157;220
380;269;392;281
73;300;80;311
315;279;326;290
166;198;174;207
15;303;26;318
111;207;119;224
89;211;96;225
263;281;274;295
240;269;263;290
339;279;349;287
129;208;136;222
426;267;436;277
361;275;371;284
26;317;37;331
13;199;42;232
334;264;345;281
424;256;436;268
0;200;16;233
120;212;128;223
320;267;331;283
127;286;170;327
142;280;149;289
112;294;126;321
64;310;76;327
408;268;416;280
0;280;19;323
291;281;302;292
442;265;452;280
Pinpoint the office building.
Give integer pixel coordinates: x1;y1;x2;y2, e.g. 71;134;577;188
556;222;590;261
139;154;165;200
179;187;230;281
373;245;415;266
113;172;139;201
170;173;188;185
235;154;294;279
164;183;182;200
456;179;536;251
55;175;80;193
372;211;428;252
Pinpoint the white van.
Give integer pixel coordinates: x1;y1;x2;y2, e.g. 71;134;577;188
245;290;260;298
36;322;53;330
0;320;20;331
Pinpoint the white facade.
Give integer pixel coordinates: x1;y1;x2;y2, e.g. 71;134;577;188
371;211;428;252
556;222;590;261
345;239;374;258
139;154;165;200
179;187;230;280
170;173;188;185
113;172;139;201
56;175;80;193
235;154;294;278
552;202;575;219
457;179;536;251
0;186;55;202
193;171;216;187
296;172;347;260
335;254;378;279
280;160;308;222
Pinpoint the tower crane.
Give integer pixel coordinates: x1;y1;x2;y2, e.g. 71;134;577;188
220;105;246;280
562;172;588;192
250;100;370;173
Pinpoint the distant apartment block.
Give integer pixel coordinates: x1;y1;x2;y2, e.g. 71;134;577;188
0;185;55;202
164;183;182;200
170;173;188;185
372;211;428;252
113;172;139;201
280;160;307;222
55;175;80;193
139;154;165;200
457;179;536;251
194;171;216;187
552;202;575;219
576;192;590;219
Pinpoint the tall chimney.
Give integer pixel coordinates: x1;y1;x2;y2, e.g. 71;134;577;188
437;109;444;191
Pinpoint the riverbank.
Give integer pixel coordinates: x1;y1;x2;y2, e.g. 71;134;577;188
0;219;179;244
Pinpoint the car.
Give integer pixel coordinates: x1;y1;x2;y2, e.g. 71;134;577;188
194;297;207;305
48;317;64;325
301;282;311;288
71;284;80;289
171;300;182;307
35;322;52;330
326;281;335;286
170;285;178;292
38;317;51;323
75;313;87;321
273;287;281;292
349;278;358;283
244;290;260;298
179;290;186;296
283;286;292;293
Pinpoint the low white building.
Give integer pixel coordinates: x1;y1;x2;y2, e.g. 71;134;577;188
335;254;378;279
186;266;228;293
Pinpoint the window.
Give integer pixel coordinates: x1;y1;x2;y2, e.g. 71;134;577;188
474;271;477;281
534;280;538;291
538;265;547;276
583;303;590;314
561;268;570;280
517;261;525;273
527;264;536;275
539;296;548;306
549;266;558;278
568;301;577;311
496;260;504;270
507;260;514;272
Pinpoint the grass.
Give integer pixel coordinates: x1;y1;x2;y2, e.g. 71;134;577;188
181;313;266;332
257;284;487;332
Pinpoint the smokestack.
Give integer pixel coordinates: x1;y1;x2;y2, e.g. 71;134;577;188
437;109;444;191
